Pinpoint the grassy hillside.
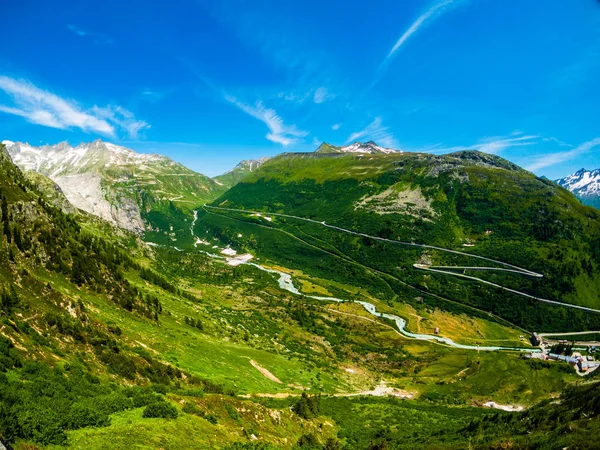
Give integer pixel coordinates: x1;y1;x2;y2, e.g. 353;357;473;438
0;141;597;449
203;151;600;332
214;158;271;190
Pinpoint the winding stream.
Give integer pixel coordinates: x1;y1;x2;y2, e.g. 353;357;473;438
192;215;536;352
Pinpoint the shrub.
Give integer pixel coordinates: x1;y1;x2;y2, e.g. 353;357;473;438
225;403;241;421
142;401;178;419
292;393;321;420
182;402;204;416
64;402;110;429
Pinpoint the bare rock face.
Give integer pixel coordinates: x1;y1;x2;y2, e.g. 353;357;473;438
4;139;219;233
53;173;145;232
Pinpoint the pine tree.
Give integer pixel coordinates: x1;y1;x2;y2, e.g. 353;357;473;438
3;221;11;243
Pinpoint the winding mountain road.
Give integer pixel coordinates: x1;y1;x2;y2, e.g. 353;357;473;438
203;204;600;314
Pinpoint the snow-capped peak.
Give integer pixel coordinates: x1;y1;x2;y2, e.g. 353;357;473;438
315;141;401;154
233;156;270;172
556;168;600;197
340;141;399;154
5;139;167;177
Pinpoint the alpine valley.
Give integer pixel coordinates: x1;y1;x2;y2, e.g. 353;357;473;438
1;139;600;450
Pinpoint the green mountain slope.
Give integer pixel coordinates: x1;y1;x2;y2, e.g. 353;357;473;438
0;143;338;448
0;140;597;450
203;149;600;332
214;157;271;189
5;140;226;237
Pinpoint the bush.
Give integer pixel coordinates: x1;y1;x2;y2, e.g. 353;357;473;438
182;402;204;416
292;393;321;419
65;402;110;429
225;403;241;421
142;401;178;419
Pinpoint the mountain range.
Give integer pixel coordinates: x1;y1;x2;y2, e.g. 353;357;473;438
556;168;600;209
0;138;599;449
2;139;223;233
202;148;600;332
214;156;271;189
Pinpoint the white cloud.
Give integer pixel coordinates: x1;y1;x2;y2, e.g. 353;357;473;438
225;95;308;146
346;117;399;148
332;123;341;130
386;0;463;61
0;76;148;138
277;91;311;104
92;105;150;140
67;24;113;44
526;138;600;172
313;87;333;104
425;133;539;155
475;134;538;155
67;24;87;37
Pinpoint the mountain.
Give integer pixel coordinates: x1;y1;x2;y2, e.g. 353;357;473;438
203;149;600;332
1;139;598;449
314;140;400;154
3;139;224;233
556;168;600;209
22;170;77;214
0;141;351;448
213;156;270;189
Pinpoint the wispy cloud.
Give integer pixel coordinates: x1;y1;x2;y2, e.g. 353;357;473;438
225;95;308;146
0;76;148;138
541;136;574;148
92;105;150;140
346;117;399;148
313;87;334;104
67;24;88;37
369;0;465;90
67;24;113;44
526;138;600;171
476;134;539;155
426;133;539;155
277;90;311;104
332;123;342;131
386;0;462;62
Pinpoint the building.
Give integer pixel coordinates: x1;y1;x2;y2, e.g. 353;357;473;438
530;332;542;346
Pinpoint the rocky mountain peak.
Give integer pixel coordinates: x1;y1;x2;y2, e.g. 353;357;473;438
315;141;399;154
556;167;600;209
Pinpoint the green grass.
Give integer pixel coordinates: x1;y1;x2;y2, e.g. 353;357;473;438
204;150;600;333
50;394;335;450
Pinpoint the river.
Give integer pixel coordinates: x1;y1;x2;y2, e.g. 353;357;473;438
196;243;536;353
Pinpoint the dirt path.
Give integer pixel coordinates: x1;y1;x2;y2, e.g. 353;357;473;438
408;313;423;333
240;381;414;399
250;360;282;384
333;381;414;398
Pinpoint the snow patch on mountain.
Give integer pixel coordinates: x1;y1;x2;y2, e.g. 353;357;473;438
231;157;271;173
2;139;179;232
556;168;600;197
315;141;401;155
340;141;399;154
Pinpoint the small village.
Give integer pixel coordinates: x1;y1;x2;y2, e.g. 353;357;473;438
528;332;600;376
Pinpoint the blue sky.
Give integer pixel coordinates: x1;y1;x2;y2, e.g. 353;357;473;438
0;0;599;178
